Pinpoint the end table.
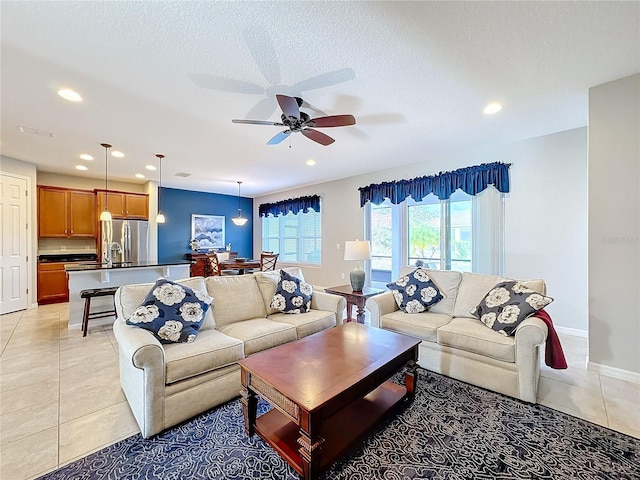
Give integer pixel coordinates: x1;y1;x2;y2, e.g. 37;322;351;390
324;284;386;324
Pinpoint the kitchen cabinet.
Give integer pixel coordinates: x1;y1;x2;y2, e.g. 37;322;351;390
96;190;148;219
38;186;96;238
37;262;69;304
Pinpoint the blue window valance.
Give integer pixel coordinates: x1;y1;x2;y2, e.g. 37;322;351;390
359;162;511;206
259;194;321;217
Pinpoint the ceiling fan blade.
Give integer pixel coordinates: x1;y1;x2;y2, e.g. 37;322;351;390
276;94;300;120
301;128;335;146
267;130;291;145
232;119;283;126
308;114;356;128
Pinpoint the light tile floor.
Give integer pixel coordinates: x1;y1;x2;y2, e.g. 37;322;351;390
1;303;639;480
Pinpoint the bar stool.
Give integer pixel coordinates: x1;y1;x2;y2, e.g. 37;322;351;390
80;287;118;337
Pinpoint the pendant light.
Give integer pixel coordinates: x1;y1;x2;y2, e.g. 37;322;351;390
155;153;166;224
231;181;248;226
99;143;112;221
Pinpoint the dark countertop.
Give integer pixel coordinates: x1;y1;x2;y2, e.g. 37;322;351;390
39;253;98;263
65;260;191;272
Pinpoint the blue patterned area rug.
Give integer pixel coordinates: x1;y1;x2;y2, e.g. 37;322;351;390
39;369;639;480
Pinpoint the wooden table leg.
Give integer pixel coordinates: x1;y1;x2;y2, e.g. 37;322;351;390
240;386;257;436
404;360;418;400
355;298;366;324
298;412;325;480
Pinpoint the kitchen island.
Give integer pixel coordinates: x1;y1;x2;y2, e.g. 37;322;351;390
65;261;191;330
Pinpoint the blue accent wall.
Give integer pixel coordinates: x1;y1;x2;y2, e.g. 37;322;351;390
157;187;253;263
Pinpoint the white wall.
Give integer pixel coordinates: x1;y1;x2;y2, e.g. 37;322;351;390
588;74;640;376
254;127;588;332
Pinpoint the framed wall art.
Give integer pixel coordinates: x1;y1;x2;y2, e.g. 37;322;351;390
191;214;225;250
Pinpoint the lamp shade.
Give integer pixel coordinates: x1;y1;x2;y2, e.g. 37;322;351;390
344;240;371;261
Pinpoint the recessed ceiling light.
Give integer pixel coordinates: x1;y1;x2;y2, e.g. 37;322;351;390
135;173;145;179
306;159;316;166
75;165;88;171
79;154;93;161
483;102;503;115
145;165;157;171
57;88;82;102
111;150;124;158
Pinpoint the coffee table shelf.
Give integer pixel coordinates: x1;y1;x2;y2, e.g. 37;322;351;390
254;380;406;475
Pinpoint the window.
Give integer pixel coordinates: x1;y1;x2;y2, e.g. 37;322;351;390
262;209;321;264
367;189;501;284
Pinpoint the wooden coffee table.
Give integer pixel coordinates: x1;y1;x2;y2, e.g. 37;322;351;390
239;322;421;480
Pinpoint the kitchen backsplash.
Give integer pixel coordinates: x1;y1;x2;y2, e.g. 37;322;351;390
38;238;97;255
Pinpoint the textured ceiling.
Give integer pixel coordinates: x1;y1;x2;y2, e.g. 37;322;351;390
1;1;638;196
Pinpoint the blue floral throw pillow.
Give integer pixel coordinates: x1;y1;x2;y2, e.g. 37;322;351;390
270;270;312;314
126;279;213;344
386;268;444;314
471;280;554;336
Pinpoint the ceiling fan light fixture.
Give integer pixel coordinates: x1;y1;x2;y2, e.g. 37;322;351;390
232;181;248;226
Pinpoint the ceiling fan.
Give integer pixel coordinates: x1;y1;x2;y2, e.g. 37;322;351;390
232;94;356;146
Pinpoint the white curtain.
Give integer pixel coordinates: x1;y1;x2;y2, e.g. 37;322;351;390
471;187;505;275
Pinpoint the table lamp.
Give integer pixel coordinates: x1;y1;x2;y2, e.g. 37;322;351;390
344;240;371;291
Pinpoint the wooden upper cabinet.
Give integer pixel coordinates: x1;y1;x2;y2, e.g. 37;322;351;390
125;193;149;219
96;190;148;219
38;186;96;238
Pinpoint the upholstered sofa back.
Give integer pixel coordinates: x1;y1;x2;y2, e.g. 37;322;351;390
397;267;545;319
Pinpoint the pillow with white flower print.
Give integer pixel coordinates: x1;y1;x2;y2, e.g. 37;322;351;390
386;268;444;314
270;270;312;314
126;278;213;344
471;280;553;336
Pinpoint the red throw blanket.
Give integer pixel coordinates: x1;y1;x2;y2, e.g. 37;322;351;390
533;309;567;369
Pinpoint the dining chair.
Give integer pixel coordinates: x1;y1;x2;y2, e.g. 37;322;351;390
260;252;279;271
208;252;237;276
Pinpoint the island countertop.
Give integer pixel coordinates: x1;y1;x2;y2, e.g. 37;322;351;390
65;261;192;330
65;260;191;272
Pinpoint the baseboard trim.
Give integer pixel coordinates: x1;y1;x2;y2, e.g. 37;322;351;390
587;361;640;384
553;326;588;337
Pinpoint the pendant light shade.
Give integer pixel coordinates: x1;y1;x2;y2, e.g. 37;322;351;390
155;153;166;224
231;181;248;226
99;143;112;222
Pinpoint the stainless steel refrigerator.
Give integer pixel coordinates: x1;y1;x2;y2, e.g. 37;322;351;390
101;219;149;264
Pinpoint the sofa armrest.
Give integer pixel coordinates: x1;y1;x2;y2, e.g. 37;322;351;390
311;291;347;325
514;316;548;402
366;291;398;328
112;318;166;438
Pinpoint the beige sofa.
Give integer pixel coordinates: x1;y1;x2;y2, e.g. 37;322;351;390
112;268;346;438
366;268;549;403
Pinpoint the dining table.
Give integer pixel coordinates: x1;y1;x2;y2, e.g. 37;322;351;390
219;258;261;274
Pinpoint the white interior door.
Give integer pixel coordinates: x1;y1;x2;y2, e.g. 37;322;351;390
0;173;29;314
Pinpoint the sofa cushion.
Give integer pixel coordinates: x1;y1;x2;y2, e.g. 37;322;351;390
205;275;267;326
418;269;462;316
268;310;336;339
471;280;554;336
116;277;216;330
437;317;515;363
163;329;244;384
381;311;453;343
453;272;508;318
126;279;213;344
217;318;297;356
387;267;444;313
270;270;312;314
255;267;306;315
